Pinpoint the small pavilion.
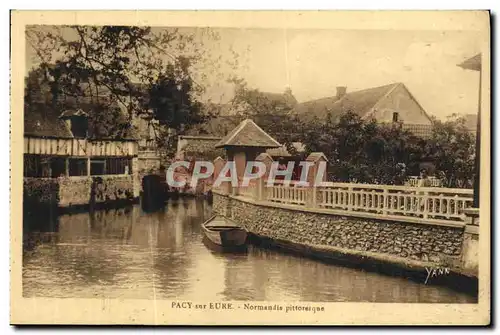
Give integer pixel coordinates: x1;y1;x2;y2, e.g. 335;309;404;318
215;119;282;192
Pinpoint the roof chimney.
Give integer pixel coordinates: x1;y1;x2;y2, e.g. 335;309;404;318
336;86;347;99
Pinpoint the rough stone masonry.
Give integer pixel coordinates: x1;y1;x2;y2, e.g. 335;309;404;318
213;193;465;268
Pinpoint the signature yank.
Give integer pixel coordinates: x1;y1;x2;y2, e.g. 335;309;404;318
425;267;451;285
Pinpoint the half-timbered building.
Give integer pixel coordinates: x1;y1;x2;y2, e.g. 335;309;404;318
24;109;140;207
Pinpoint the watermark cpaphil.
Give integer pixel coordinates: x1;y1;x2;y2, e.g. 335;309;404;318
165;160;330;188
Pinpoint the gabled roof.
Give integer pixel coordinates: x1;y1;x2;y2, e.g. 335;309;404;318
59;109;89;118
236;89;297;110
215;119;282;148
25;109;74;138
458;54;481;71
295;83;400;121
257;91;298;107
186;115;243;137
306;152;329;162
24;107;138;140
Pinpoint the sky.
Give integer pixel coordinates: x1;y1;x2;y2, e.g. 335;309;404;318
199;28;482;120
26;26;483;120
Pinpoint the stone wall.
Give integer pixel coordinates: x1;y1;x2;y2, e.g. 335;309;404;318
138;156;162;174
176;135;224;161
213;193;465;268
24;178;60;206
91;175;135;204
24;175;136;208
58;177;92;207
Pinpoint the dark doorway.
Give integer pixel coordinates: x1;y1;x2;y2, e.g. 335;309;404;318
50;157;66;178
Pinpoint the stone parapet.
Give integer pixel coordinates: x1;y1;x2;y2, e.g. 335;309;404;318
213;192;470;272
24;175;137;209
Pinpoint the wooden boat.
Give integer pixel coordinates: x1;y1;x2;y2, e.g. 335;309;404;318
202;235;248;254
201;215;247;247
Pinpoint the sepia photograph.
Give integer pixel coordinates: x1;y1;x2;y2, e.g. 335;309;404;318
10;10;490;325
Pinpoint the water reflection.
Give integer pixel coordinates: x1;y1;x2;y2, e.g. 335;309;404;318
23;198;475;303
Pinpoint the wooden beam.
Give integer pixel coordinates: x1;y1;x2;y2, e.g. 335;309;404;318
87;158;91;176
65;158;69;177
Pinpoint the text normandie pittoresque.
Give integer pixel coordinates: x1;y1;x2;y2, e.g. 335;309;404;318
171;301;326;313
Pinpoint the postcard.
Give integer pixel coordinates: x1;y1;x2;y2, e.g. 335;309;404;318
10;10;490;325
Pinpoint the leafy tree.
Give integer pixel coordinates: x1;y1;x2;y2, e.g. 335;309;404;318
300;111;429;184
25;26;227;140
227;78;302;152
211;78;475;187
426;115;476;188
298;110;475;187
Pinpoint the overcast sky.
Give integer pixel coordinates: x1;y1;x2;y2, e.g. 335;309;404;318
26;26;483;120
201;28;482;119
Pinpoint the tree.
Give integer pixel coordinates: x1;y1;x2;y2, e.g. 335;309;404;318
143;58;213;131
298;110;476;187
25;26;227;140
24;64;135;138
227;78;302;152
300;111;428;184
426;115;476;188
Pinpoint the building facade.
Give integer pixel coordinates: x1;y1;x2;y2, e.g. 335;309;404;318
295;82;434;138
24;109;140;208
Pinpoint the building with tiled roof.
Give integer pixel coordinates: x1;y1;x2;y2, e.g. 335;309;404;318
294;82;433;138
24;110;75;139
215;119;282;149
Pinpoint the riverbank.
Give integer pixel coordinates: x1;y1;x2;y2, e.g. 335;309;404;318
212;191;478;298
247;233;478;298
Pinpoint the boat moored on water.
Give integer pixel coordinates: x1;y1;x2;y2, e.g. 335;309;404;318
201;215;247;247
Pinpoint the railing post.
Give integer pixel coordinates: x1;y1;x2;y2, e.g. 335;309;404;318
383;187;388;215
257;176;265;201
347;186;353;211
255;152;273;202
311;186;317;208
423;191;429;219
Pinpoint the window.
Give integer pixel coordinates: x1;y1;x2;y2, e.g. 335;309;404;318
89;157;132;176
39;158;52;177
50;157;66;178
104;157;131;175
90;160;105;176
69;158;87;176
392;112;399;123
24;154;42;177
24;155;68;178
69;116;88;138
25;156;133;177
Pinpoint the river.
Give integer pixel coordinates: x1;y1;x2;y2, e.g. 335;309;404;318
22;198;475;303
